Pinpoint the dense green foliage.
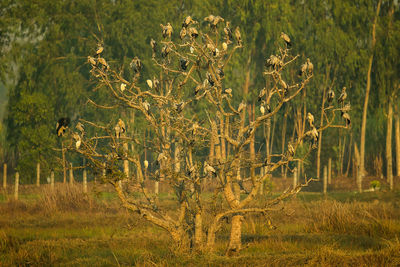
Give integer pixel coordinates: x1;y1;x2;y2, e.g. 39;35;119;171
0;0;399;183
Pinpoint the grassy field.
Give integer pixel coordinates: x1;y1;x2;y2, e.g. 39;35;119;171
0;184;400;266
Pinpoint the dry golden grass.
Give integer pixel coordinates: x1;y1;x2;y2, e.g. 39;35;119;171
0;186;399;266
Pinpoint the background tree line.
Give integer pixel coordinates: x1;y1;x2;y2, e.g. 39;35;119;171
0;0;399;186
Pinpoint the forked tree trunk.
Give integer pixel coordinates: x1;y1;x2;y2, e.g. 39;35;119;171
360;0;382;186
386;103;393;190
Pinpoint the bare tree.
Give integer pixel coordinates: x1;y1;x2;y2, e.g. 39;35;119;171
66;16;348;254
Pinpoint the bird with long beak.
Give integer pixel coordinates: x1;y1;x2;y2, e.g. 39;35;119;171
305;127;319;148
120;83;127;92
96;43;104;55
280;32;292;47
260;104;265;115
327;88;335;103
203;161;217;177
180;27;187;40
238;101;246;113
338;87;347;105
224;21;233;41
150;39;157;57
258;88;266;102
287;142;295;157
188;27;198;38
114;124;121;139
266;55;282;69
76;122;84;134
146;79;153;89
118;119;126;134
153;77;160;91
307;112;314;127
142;100;150;114
161;23;173;39
234;26;242;45
73;133;81;149
342;112;351;127
306;58;313;74
182;16;197;28
130;57;142;74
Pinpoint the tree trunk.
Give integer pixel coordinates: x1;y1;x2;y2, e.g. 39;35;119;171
386;103;393;190
194;212;204;250
3;163;6;189
395;113;400;177
62;142;66;183
354;143;362;192
249;103;256;178
226;215;243;256
14;172;19;201
69;163;74;184
328;158;332;185
360;0;382;186
345;134;353;177
36;162;40;187
83;168;87;193
281;106;288;177
50;170;55;190
123;142;129;179
317;87;327;178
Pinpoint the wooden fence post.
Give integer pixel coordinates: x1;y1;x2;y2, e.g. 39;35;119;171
154;181;159;195
14;172;19;201
323;165;327;195
36;162;40;187
3;163;6;189
50;170;55;190
69;163;74;185
328;158;332;185
83;168;87;193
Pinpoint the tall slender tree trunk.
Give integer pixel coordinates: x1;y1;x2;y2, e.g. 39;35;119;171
62;142;66;183
360;0;382;186
395;113;400;177
3;163;6;189
316;65;330;178
386;103;393;190
345;134;353;177
36;162;40;187
249;103;256;178
281;107;288;177
317;87;327;178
